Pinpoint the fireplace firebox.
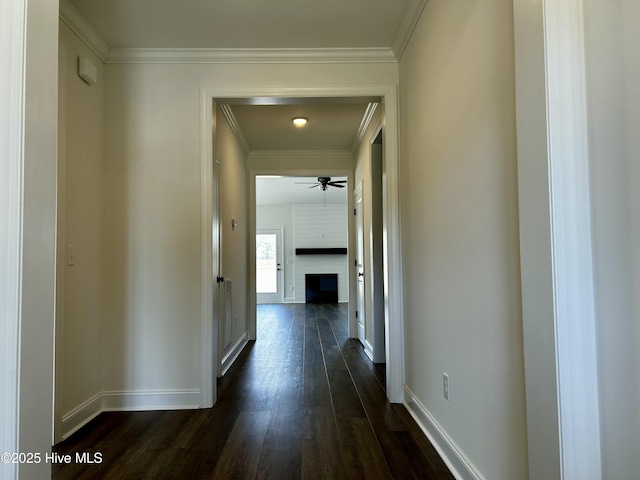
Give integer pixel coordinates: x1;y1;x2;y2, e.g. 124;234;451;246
305;274;338;304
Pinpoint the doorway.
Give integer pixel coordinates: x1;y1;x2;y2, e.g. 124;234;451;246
370;129;386;363
204;86;405;404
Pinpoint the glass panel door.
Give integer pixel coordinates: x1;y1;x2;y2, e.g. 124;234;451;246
256;229;284;304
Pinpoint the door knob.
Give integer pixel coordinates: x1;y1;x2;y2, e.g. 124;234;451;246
216;275;224;283
358;272;364;277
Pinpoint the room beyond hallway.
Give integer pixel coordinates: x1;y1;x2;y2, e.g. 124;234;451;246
52;304;453;479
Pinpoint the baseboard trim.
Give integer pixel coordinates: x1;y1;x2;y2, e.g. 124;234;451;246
59;388;202;441
220;333;248;377
363;339;375;361
102;389;201;411
403;386;486;480
61;392;103;440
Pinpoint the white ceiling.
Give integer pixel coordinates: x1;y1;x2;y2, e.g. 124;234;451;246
230;103;369;151
256;176;348;205
68;0;412;50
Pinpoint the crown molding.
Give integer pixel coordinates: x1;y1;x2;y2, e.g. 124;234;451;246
106;47;397;65
218;104;251;157
391;0;428;61
59;0;404;65
59;0;110;63
350;103;379;155
249;150;353;160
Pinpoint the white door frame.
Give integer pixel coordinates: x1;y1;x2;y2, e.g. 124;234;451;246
255;227;285;304
53;42;68;445
200;84;405;404
354;182;366;348
514;0;601;477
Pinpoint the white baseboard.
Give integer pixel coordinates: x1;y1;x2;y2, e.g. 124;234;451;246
61;392;103;440
102;389;201;411
60;388;201;441
284;297;295;303
403;386;486;480
220;332;248;377
364;339;375;361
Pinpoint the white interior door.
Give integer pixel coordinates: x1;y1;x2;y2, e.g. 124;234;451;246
355;184;366;345
214;156;224;378
256;228;284;304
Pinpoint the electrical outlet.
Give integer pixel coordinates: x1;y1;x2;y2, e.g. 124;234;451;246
443;373;449;400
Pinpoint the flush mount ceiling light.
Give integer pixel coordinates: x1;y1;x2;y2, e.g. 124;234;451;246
292;117;308;127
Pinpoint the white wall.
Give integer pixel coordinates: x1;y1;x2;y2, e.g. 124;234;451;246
102;65;203;398
58;21;105;437
293;204;349;303
399;1;528;479
584;1;640;477
256;205;295;301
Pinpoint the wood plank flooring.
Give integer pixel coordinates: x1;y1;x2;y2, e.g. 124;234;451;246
53;303;454;479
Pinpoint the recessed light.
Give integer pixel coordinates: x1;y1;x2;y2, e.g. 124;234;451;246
292;117;308;127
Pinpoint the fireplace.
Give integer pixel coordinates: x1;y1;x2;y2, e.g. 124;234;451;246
305;274;338;304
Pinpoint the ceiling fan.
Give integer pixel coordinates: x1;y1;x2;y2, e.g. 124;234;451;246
297;176;347;191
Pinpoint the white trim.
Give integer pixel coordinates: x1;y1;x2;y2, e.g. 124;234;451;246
379;85;405;404
220;333;249;377
350;103;379;155
219;104;251;157
354;180;365;343
391;0;428;61
102;389;201;411
53;42;68;445
363;340;374;362
199;90;216;408
57;3;397;66
403;387;486;480
0;0;27;476
60;393;102;440
107;47;397;65
514;0;602;478
60;387;203;441
59;0;109;63
544;0;601;477
249;149;354;160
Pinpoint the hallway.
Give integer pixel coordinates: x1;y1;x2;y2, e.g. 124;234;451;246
53;304;453;479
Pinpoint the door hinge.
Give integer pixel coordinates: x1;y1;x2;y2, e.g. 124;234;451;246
355;310;358;318
354;259;358;267
354;208;357;216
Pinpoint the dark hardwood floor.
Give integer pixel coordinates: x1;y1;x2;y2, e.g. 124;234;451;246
53;303;454;479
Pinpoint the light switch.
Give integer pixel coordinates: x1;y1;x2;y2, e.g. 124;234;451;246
67;245;76;266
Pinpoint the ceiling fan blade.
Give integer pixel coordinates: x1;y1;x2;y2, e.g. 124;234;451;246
308;184;320;189
327;182;345;188
330;180;347;183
